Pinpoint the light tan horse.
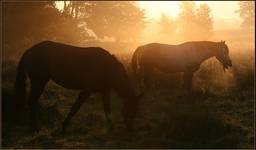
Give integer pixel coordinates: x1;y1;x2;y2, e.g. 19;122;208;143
131;41;232;92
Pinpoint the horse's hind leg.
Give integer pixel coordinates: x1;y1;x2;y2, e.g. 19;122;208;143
28;79;48;132
101;89;112;131
62;90;91;133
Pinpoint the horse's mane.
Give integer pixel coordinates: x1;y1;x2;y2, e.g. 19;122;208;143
109;54;126;72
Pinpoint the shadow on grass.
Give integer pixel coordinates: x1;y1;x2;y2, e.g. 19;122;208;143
154;102;246;148
2;84;252;149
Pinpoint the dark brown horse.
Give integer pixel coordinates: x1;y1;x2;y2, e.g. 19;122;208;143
14;41;142;133
132;41;232;92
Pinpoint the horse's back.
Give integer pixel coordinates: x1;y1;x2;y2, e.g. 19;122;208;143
22;41;121;90
139;43;186;59
136;42;197;72
24;41;114;67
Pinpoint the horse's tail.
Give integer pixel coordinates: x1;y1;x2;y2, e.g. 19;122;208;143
14;52;27;111
131;46;142;77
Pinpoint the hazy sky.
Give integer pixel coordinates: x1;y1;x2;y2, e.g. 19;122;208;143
138;1;242;30
55;1;243;30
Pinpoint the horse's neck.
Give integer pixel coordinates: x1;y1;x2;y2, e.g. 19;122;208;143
196;44;217;63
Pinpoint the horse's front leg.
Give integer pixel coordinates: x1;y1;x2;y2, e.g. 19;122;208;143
101;89;113;131
62;90;91;133
183;71;194;93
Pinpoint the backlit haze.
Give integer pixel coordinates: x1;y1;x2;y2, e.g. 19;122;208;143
56;1;242;30
137;1;242;30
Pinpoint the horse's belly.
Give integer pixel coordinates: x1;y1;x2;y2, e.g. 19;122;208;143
50;71;106;90
156;61;186;73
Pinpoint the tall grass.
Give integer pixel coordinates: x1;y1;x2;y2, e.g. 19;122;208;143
2;41;254;148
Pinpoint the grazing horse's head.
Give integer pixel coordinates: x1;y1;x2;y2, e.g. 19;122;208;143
215;40;232;71
111;55;143;131
122;92;143;132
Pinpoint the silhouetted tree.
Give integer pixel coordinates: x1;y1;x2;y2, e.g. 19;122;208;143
196;4;213;39
177;1;198;40
62;1;81;20
3;1;91;56
177;2;213;40
63;1;67;13
3;2;58;46
235;1;255;29
82;1;146;42
158;13;177;41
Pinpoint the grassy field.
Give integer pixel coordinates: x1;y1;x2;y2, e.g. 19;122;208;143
1;45;255;148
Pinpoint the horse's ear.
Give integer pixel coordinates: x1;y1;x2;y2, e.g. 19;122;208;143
220;40;225;44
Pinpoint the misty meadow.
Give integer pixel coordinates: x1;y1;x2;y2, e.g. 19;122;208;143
1;1;255;149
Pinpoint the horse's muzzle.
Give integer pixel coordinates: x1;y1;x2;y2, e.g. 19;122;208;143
222;60;232;72
228;60;232;67
224;60;232;68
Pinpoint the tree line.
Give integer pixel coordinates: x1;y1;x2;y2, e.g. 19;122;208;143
3;1;254;56
159;1;213;41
